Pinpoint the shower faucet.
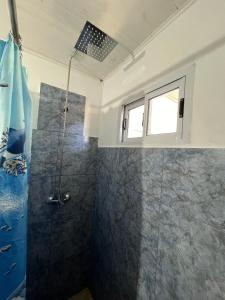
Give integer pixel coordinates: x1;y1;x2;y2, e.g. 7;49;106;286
47;192;70;206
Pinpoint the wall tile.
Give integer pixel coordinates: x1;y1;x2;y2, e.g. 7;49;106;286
31;129;59;163
29;88;225;300
37;83;85;135
38;83;64;132
92;148;144;300
27;83;97;300
92;148;225;300
60;136;97;176
155;149;225;300
28;175;59;224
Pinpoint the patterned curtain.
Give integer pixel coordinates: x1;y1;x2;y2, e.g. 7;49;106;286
0;34;32;300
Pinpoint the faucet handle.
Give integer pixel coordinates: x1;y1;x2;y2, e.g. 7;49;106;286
62;192;70;203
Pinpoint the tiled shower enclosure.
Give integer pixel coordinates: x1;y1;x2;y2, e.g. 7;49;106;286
26;83;225;300
27;83;97;300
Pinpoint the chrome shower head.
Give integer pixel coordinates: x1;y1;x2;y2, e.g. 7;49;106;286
75;21;118;62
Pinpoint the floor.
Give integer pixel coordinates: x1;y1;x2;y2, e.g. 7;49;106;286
69;289;93;300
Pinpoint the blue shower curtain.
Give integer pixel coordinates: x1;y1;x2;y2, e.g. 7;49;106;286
0;34;32;300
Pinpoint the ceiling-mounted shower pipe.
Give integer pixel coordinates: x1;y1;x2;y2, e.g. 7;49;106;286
8;0;22;50
46;50;76;206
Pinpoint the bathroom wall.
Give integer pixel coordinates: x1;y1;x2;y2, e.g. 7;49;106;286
27;83;98;300
99;0;225;147
23;51;102;137
91;148;225;300
0;0;102;138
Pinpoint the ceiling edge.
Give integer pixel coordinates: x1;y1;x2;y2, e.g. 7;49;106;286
104;0;197;81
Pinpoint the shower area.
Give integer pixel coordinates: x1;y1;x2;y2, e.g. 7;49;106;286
27;82;98;299
26;16;118;300
1;0;225;300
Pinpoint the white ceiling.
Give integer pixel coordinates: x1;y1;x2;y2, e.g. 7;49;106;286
5;0;191;79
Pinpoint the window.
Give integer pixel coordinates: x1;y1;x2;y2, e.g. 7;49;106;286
147;88;179;135
121;98;144;142
146;77;185;140
120;66;194;145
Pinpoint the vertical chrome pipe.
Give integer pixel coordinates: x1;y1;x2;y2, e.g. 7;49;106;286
58;50;77;195
8;0;22;50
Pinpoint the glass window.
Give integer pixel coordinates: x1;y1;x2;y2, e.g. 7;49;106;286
120;75;188;144
148;88;179;135
127;105;144;138
122;98;144;142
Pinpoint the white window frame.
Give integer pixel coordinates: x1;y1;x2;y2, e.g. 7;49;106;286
119;65;194;146
144;77;185;144
121;97;145;143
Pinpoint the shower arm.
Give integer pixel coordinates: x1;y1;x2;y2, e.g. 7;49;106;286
8;0;22;50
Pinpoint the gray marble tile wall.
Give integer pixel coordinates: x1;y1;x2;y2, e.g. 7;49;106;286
27;83;98;300
26;84;225;300
91;148;225;300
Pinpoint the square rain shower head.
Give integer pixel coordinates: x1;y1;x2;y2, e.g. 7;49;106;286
75;21;118;62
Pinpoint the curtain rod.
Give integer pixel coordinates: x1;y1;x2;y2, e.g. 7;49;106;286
8;0;22;50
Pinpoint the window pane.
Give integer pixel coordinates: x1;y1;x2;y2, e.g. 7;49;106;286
148;88;179;135
127;105;144;138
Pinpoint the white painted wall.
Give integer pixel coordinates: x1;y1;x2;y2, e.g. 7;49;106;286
99;0;225;147
0;0;102;137
2;0;225;145
22;51;102;137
